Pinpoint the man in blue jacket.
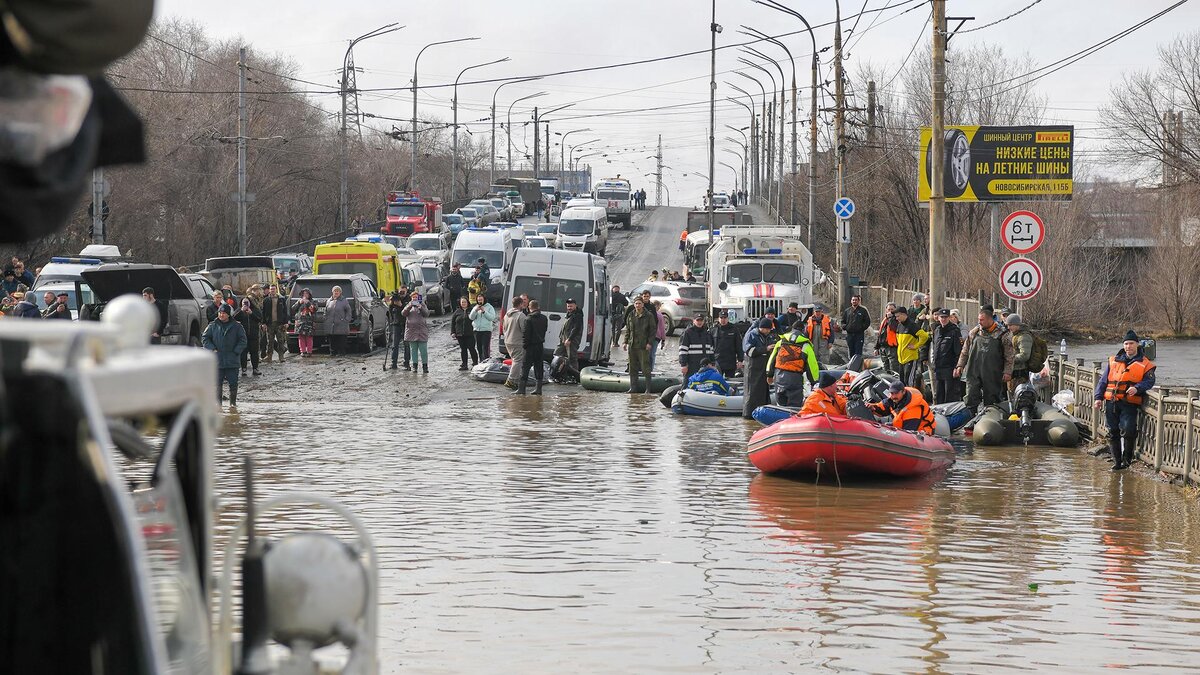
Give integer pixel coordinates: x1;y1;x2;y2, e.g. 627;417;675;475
202;304;248;407
687;357;731;395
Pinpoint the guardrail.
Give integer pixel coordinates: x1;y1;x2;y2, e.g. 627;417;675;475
1051;356;1200;484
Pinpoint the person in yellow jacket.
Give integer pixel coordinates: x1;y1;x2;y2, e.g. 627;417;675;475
896;323;931;387
765;324;820;406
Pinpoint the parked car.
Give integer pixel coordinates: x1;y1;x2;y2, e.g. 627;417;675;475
444;213;468;237
407;232;451;272
524;235;548;248
455;207;482;229
272;252;313;277
564;197;597;210
286;273;387;353
489;197;512;220
403;262;451;314
201;255;276;296
347;233;405;249
78;263;209;346
627;280;708;336
536;223;559;247
502;191;526;217
466;201;501;226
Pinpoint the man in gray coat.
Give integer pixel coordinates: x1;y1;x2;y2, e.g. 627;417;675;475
503;296;529;389
202;304;248;406
325;285;353;356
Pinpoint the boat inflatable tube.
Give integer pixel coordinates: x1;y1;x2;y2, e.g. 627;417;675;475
579;366;681;394
747;413;956;476
671;387;745;416
971;402;1081;447
471;358;549;385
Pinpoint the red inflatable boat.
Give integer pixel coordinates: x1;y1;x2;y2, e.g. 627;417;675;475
747;414;956;477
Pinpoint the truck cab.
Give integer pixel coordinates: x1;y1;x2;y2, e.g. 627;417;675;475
706;226;814;321
383;191;442;236
592;178;632;228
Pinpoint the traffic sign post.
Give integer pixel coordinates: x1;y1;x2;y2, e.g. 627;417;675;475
834;197;856;219
999;257;1043;300
1001;210;1045;255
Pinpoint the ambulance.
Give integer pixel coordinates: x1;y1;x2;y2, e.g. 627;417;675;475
313;239;402;296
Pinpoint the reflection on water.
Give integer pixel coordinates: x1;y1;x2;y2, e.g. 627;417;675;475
215;385;1200;673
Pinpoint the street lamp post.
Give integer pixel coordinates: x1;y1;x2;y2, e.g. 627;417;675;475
531;103;575;179
555;128;592;192
734;70;769;209
743;26;796;230
757;0;820;263
506;91;546;173
491;77;542;187
341;23;404;231
452;57;509;201
725;87;758;196
723;142;747;194
413;36;478;192
741;47;785;222
720;161;739;195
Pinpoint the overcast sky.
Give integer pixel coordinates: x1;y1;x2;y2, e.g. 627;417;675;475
155;0;1198;203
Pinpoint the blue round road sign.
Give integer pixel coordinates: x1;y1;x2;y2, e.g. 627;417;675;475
834;197;856;219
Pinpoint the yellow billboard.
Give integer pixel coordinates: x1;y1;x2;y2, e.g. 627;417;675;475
917;125;1074;202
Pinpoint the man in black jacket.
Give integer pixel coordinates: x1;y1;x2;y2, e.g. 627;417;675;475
518;300;549;395
678;313;716;377
610;284;629;347
234;295;262;375
442;263;466;310
931;308;963;403
840;293;871;360
712;311;742;377
261;284;290;363
555;298;584;383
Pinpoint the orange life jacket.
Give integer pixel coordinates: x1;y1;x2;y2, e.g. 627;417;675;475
799;388;847;416
879;318;898;347
871;387;935;435
680;229;688;243
806;314;832;341
1105;355;1155;405
770;333;818;377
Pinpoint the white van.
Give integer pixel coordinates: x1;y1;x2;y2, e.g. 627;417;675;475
503;248;611;365
451;227;515;304
556;206;608;256
592;178;632;228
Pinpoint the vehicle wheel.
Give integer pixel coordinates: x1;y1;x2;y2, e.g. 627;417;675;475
361;320;374;352
189;334;202;348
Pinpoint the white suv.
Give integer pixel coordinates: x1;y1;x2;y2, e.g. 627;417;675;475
627;281;707;336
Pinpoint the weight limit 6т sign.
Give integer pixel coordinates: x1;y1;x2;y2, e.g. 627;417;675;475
1001;210;1045;255
999;258;1043;300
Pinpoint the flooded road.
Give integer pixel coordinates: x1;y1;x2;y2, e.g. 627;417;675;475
216;208;1200;672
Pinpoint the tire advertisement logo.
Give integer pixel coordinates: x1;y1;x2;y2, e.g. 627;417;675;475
918;125;1074;202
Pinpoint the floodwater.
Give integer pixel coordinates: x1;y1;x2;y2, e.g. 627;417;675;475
1066;340;1200;387
215;208;1200;673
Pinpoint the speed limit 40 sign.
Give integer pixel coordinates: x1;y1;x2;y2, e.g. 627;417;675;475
999;257;1043;300
1002;210;1045;255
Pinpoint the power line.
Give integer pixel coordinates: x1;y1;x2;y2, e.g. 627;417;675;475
958;0;1043;34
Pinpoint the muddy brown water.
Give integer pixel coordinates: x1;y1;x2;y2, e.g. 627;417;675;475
214;209;1200;672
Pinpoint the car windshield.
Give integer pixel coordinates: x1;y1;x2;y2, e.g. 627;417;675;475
509;195;523;203
452;249;504;269
512;276;585;314
526;237;546;247
444;214;464;224
316;263;376;285
273;255;304;271
458;208;478;217
420;267;440;283
727;263;763;284
290;280;351;300
678;286;706;300
409;238;439;251
490;200;505;207
537;225;557;234
597;190;628;201
388;204;423;218
558;219;594;236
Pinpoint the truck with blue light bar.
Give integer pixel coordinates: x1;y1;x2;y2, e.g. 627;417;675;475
706;226;814;322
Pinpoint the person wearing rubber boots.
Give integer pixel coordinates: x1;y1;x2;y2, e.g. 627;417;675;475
742;318;778;418
555;298;584;383
622;297;657;394
954;305;1014;416
766;322;820;407
1094;330;1156;470
517;300;548;395
202;304;247;407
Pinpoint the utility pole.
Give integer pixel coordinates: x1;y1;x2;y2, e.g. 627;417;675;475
656;135;664;206
545;122;550;182
833;3;849;311
708;0;719;242
532;107;539;179
91;168;105;245
929;0;947;315
237;46;248;255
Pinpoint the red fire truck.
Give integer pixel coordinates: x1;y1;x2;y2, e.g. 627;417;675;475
383;191;443;236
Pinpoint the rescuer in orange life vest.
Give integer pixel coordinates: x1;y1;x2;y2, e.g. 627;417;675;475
1093;330;1157;471
869;380;936;435
799;371;847;416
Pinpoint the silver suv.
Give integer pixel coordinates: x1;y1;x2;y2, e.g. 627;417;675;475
627;281;707;336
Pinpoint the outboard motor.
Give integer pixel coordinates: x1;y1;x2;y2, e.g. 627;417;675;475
1013;382;1039;445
